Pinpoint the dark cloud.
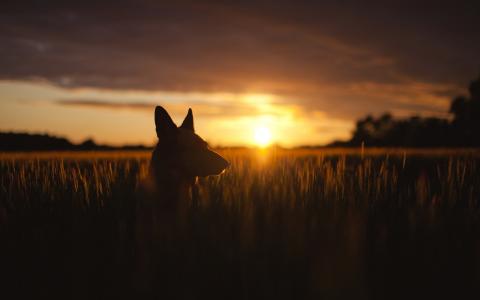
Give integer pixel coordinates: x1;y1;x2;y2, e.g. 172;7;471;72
56;99;155;110
55;98;262;118
1;0;479;117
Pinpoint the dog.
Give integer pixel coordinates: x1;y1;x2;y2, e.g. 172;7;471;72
134;106;229;293
149;106;229;205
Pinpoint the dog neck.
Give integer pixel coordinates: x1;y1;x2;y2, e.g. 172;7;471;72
153;171;194;197
149;164;195;209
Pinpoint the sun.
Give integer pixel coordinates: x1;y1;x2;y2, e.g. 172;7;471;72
253;126;272;148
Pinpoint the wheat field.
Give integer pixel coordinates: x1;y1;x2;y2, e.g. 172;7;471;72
1;149;479;299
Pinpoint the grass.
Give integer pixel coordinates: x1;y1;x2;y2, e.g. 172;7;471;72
1;148;480;299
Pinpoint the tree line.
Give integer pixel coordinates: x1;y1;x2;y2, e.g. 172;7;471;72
332;75;480;147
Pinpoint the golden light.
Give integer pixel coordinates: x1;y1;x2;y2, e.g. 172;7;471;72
253;126;272;148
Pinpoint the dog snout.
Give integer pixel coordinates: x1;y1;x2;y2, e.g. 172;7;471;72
204;150;229;175
211;152;229;175
219;156;230;171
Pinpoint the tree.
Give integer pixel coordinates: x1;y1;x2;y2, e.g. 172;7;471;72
450;75;480;146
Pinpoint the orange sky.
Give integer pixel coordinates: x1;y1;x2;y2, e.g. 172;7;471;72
0;79;457;147
0;81;355;147
1;1;478;146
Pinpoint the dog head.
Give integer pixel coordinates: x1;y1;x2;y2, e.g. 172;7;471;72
151;106;229;181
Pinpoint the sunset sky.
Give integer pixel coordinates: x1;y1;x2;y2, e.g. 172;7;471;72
1;1;479;147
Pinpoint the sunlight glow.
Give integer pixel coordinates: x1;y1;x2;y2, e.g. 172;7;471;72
0;81;354;146
253;126;272;148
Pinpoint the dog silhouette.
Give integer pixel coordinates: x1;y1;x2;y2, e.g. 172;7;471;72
134;106;229;293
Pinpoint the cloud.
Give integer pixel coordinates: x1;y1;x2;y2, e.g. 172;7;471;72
1;0;479;120
56;99;155;110
52;79;459;124
54;95;288;119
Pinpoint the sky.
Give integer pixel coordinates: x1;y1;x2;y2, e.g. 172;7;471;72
1;1;479;147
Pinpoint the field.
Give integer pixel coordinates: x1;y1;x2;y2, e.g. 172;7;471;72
1;149;480;299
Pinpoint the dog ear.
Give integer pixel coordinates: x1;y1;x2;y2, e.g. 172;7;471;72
155;106;177;138
180;108;194;132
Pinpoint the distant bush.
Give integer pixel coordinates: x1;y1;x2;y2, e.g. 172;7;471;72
0;132;151;151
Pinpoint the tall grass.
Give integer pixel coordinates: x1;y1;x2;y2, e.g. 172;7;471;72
1;149;479;299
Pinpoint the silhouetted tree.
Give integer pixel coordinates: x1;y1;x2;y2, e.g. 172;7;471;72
450;76;480;146
345;74;480;147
